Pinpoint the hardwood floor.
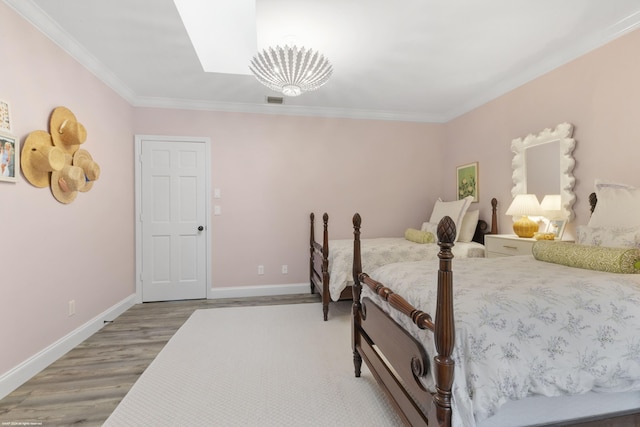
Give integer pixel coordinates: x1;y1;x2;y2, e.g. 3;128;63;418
5;293;638;427
0;293;321;426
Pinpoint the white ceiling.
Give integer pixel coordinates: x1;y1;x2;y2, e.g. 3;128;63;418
6;0;640;122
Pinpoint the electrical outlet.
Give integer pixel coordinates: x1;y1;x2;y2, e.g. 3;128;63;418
258;265;264;275
68;300;76;316
281;265;288;274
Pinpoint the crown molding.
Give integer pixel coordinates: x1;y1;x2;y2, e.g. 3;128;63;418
0;0;448;123
443;9;640;121
6;0;640;124
132;96;446;123
4;0;138;103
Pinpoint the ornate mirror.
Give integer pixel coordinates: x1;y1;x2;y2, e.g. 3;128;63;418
511;122;576;221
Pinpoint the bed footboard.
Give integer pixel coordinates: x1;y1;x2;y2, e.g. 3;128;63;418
310;213;331;320
352;213;456;427
355;297;435;426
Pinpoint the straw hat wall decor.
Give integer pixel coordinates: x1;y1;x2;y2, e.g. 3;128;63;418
21;130;65;187
22;106;101;203
50;106;86;155
73;149;100;192
51;161;86;204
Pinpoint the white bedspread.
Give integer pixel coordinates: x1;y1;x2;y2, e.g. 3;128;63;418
362;255;640;427
328;238;484;301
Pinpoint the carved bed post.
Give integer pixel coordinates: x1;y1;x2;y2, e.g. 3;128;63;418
589;192;597;214
309;213;315;294
490;197;498;235
434;216;456;426
321;213;330;321
351;213;363;377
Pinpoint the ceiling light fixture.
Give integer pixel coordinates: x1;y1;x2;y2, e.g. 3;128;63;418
249;45;333;97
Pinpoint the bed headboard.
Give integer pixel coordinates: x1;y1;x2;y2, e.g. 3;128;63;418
472;197;498;244
589;192;597;214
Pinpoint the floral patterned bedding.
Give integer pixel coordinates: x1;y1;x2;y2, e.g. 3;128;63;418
362;255;640;427
327;238;485;301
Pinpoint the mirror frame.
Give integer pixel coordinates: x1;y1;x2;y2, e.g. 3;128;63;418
511;122;576;221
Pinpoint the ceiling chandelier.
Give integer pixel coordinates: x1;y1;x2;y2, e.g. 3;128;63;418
249;45;333;97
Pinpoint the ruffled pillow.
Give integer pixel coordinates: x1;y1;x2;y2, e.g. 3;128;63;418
532;241;640;274
405;228;435;244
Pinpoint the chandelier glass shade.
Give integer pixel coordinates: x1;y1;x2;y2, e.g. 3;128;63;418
249;45;333;97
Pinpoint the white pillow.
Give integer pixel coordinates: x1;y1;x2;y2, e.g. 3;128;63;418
421;221;438;236
458;210;479;243
428;196;473;240
576;225;640;249
594;179;634;190
588;184;640;228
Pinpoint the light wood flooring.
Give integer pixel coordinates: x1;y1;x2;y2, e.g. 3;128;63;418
3;294;640;427
0;293;321;426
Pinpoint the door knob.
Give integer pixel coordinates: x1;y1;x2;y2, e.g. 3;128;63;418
198;226;204;231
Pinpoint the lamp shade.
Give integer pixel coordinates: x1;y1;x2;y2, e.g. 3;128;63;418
506;194;541;238
506;194;541;217
540;194;562;219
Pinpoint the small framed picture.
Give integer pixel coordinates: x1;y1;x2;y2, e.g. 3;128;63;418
0;134;18;183
546;219;567;240
0;100;11;134
457;162;478;202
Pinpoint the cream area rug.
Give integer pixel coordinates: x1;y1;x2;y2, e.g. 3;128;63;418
104;302;403;426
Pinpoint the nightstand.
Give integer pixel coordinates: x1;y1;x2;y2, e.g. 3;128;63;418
485;234;536;258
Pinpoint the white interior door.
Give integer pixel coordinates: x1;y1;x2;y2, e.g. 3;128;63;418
136;136;210;302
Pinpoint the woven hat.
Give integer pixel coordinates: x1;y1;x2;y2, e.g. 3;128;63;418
51;160;85;204
73;149;100;192
50;106;87;155
21;130;66;188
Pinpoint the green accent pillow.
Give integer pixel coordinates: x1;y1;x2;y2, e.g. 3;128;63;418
532;241;640;274
404;228;435;244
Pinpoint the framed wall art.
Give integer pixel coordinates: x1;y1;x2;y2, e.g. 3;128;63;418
546;218;567;240
457;162;478;202
0;134;18;182
0;100;11;134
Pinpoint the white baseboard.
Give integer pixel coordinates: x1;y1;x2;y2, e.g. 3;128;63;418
209;283;310;299
0;294;136;400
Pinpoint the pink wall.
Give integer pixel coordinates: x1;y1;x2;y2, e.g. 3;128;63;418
444;29;640;238
133;110;443;286
4;0;640;395
0;3;135;375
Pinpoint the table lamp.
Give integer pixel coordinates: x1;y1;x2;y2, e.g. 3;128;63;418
540;194;562;220
506;194;541;238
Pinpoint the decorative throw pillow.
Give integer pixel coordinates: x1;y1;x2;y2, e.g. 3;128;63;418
428;196;473;241
594;179;634;190
457;210;479;243
404;228;435;244
576;225;640;249
532;241;640;274
588;181;640;228
421;221;439;235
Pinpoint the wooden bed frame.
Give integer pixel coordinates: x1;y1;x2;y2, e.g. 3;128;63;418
350;194;640;427
309;198;498;321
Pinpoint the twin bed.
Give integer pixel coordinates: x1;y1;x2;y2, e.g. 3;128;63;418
351;185;640;426
310;198;499;320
